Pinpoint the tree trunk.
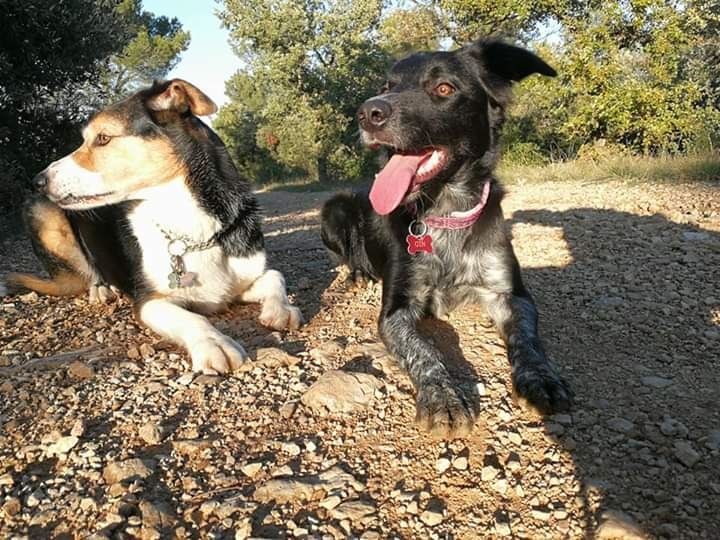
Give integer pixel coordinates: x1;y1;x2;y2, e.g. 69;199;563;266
317;155;330;184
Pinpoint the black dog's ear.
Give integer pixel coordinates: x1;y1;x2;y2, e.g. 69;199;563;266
478;40;557;81
464;39;556;105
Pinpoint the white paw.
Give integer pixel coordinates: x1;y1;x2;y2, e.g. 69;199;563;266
88;283;118;304
259;299;303;331
188;332;249;375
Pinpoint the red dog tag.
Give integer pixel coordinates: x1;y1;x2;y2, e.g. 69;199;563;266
406;220;433;255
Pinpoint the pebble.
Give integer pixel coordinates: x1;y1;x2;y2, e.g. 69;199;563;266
3;497;22;516
452;456;468;470
235;517;253;539
706;429;720;451
481;465;499;481
436;457;451;474
26;488;46;508
138;422;163;445
139;343;155;359
172;439;211;456
607;417;635;434
46;435;79;457
103;458;155;484
331;499;376;522
70;418;86;437
241;462;263;478
301;370;383;414
641;376;673;388
68;361;94;379
494;516;512;536
420;509;444;527
281;442;302;456
319;495;342;510
531;509;551;521
596;510;644;539
674;441;701;467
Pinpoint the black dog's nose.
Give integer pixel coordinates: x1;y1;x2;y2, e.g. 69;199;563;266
357;99;392;131
33;171;48;192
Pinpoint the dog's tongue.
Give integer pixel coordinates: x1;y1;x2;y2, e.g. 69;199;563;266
369;152;429;215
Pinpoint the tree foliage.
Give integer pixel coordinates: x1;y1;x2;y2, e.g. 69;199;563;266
102;0;191;100
0;0;127;213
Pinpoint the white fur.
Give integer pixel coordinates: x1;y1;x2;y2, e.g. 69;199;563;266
239;268;303;330
139;298;248;374
129;177;302;372
129;178;238;310
44;155;116;208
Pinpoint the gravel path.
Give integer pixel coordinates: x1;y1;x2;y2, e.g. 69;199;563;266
0;180;719;539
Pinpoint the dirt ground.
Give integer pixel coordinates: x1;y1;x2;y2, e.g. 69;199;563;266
0;179;719;539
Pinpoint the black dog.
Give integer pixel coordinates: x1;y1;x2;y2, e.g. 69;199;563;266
321;39;572;438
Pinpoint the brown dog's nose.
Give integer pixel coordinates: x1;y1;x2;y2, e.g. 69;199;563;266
357;99;392;131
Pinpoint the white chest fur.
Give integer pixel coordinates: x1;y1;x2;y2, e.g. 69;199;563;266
128;178;237;307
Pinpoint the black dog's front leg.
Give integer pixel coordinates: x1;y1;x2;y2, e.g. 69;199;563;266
479;250;572;413
379;294;476;438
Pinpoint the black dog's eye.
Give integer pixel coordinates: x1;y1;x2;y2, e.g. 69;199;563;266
434;83;456;97
95;133;112;146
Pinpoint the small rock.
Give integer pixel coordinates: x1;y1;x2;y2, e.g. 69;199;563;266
494;517;512;536
139;343;155;359
70;418;86;437
674;441;700;467
452;456;469;470
596;510;645;539
641;376;672;389
138;422;163;445
26;488;46;507
607;417;635;434
103;459;155;484
281;442;302;456
420;509;444;527
127;347;141;360
235;517;253;540
176;373;195;386
531;509;551;521
256;347;300;367
331;499;376;522
138;500;175;529
481;465;499;482
706;429;720;451
552;413;573;425
2;497;21;516
68;361;94;380
279;401;298;419
46;435;79;457
172;439;211;456
241;462;263;478
0;473;13;487
301;370;383;414
436;457;451;474
253;478;316;504
319;495;342;510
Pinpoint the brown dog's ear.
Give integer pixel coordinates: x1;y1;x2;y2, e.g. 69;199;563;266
147;79;217;116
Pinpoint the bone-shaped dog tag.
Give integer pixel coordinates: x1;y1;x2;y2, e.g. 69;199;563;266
406;220;433;255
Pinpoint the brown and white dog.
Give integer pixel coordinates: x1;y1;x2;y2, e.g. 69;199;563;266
1;79;302;374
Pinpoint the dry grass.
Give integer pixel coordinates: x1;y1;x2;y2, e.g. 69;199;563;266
499;152;720;186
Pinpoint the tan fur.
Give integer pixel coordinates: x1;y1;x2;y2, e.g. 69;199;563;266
73;114;186;192
5;271;88;296
31;201;92;276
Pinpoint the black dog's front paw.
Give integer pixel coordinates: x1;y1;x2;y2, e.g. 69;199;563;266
415;381;476;439
512;362;573;414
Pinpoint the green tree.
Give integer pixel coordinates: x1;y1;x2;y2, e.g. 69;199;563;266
219;0;389;183
102;0;191;100
0;0;128;214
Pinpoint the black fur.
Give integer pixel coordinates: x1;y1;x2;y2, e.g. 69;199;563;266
321;39;572;438
57;84;264;301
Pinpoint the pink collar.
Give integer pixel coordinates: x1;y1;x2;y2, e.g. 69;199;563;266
411;181;491;230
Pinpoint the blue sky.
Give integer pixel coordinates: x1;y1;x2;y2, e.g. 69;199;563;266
143;0;238;107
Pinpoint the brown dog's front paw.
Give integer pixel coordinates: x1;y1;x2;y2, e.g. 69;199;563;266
415;382;475;439
512;362;573;414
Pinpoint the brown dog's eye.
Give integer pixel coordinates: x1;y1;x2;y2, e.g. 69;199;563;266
95;133;111;146
434;83;456;97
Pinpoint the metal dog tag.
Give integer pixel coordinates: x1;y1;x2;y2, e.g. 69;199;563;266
406;220;433;255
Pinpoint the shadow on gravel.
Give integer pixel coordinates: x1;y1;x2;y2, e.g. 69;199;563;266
512;208;720;538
